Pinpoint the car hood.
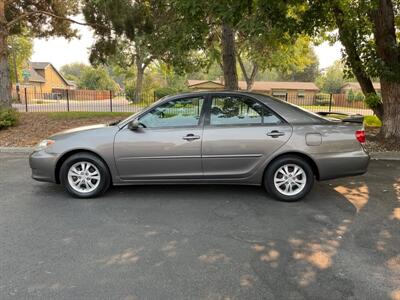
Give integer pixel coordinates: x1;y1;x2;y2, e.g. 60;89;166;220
50;124;109;138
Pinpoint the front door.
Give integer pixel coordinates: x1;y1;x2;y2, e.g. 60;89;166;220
202;95;292;178
114;96;205;180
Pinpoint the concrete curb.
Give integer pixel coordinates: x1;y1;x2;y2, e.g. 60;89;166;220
369;151;400;161
1;147;400;160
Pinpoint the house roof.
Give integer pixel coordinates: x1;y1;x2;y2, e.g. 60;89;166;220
27;66;46;83
28;62;74;86
30;62;51;69
241;81;319;91
187;80;319;91
342;82;381;90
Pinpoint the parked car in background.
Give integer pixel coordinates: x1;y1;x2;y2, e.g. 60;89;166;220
29;91;369;202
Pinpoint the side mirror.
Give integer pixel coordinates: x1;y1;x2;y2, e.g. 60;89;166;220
128;120;141;131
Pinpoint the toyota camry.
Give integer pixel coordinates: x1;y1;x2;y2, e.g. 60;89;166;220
29;91;369;201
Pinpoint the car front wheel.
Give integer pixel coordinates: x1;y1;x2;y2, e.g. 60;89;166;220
60;153;110;198
264;155;314;202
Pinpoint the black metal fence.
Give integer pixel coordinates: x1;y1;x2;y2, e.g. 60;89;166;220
11;88;374;116
12;89;158;113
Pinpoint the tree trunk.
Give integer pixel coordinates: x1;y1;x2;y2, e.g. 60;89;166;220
380;80;400;139
370;0;400;140
0;0;12;108
333;4;383;119
221;23;238;90
134;63;144;102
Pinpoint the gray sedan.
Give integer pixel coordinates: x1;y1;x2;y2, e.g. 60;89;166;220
29;91;369;201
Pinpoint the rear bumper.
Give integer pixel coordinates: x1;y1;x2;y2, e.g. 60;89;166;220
29;150;59;183
314;149;370;181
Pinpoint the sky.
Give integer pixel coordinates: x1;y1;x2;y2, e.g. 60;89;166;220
31;23;343;71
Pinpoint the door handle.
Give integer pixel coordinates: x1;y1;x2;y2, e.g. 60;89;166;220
182;134;201;141
267;130;285;138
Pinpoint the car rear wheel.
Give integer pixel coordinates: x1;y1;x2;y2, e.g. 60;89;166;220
264;155;314;202
60;153;110;198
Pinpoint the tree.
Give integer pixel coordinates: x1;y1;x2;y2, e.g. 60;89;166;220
277;46;319;82
238;36;318;89
188;62;223;81
83;0;204;101
176;1;314;90
8;35;33;85
315;61;346;93
0;0;84;108
78;66;119;92
60;63;89;82
173;1;253;90
297;0;400;139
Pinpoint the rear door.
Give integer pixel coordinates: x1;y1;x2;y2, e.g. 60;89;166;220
202;94;292;178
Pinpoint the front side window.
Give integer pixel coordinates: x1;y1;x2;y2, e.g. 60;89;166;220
209;96;282;126
139;97;204;128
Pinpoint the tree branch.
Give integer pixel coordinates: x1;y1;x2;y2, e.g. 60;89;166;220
237;53;249;82
143;55;155;69
249;62;258;83
7;10;97;30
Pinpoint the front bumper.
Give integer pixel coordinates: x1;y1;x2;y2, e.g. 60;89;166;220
29;150;59;183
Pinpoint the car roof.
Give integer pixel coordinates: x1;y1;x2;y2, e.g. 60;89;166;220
168;90;327;124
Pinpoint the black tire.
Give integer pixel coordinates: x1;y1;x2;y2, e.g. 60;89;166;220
264;155;314;202
60;152;111;198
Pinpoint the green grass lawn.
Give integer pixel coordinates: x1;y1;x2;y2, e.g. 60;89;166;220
46;112;132;120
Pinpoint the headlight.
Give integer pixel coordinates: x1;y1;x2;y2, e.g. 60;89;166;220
35;139;55;151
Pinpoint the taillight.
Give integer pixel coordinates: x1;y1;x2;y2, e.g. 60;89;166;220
355;130;366;143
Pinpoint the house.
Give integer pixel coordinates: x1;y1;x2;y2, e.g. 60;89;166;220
340;82;381;94
187;80;320;100
17;62;76;94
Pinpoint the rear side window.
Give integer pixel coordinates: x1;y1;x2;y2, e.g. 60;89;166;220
209;96;282;126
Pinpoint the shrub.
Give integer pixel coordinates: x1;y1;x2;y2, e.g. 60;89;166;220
365;93;382;109
364;115;382;127
347;90;364;102
0;108;18;130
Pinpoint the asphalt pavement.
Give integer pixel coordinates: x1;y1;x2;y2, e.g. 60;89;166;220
0;153;399;300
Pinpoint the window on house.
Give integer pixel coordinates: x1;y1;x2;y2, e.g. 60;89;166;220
272;90;287;100
297;90;305;98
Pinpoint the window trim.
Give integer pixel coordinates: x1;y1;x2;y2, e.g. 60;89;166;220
135;95;208;130
272;90;288;96
204;93;286;128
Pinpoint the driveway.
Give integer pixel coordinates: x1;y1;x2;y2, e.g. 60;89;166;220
0;153;399;300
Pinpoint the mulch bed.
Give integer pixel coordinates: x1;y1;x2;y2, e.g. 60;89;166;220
365;127;400;152
0;113;123;147
0;113;399;153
